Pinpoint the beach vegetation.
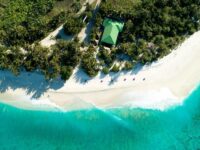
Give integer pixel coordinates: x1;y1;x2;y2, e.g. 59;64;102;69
88;0;200;71
63;15;85;35
0;0;84;47
0;0;200;80
81;46;100;77
123;62;134;71
111;64;120;73
102;67;109;75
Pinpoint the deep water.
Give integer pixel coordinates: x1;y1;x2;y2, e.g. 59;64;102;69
0;85;200;150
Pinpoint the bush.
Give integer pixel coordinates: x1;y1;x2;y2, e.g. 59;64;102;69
48;11;68;29
72;1;82;13
81;46;99;77
102;67;109;74
63;16;84;35
123;61;133;71
61;66;73;80
111;64;120;72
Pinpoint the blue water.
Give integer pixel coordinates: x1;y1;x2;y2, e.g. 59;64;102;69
0;85;200;150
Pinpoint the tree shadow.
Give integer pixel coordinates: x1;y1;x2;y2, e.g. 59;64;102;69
82;21;93;44
0;71;64;99
56;28;74;41
73;68;91;84
74;67;123;86
108;72;121;85
130;63;144;75
0;63;146;100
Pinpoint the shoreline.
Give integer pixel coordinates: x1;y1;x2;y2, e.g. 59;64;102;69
0;84;199;112
1;31;200;111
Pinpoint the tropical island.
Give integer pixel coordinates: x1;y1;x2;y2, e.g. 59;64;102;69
0;0;200;110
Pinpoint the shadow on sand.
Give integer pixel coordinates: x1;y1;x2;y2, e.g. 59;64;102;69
56;28;74;41
74;68;122;86
74;68;91;84
0;63;145;99
0;71;65;99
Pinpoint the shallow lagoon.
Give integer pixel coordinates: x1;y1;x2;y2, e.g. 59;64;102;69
0;85;200;150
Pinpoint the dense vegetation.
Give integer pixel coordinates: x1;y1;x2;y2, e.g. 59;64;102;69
88;0;200;75
81;46;99;77
63;3;93;35
0;0;84;80
0;0;83;46
0;41;81;80
0;0;200;80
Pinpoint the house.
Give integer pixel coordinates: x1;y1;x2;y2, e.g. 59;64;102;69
101;18;124;45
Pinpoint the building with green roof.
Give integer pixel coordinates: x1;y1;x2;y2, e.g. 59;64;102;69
101;18;124;45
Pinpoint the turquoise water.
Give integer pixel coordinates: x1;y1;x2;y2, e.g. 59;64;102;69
0;86;200;150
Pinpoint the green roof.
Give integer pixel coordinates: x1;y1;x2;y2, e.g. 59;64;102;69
101;18;124;45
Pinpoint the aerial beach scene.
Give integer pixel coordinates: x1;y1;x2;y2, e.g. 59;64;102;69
0;0;200;149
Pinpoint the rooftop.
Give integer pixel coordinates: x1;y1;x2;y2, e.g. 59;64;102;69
101;18;124;45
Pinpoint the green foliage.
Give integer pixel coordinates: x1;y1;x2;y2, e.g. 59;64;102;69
111;64;120;73
0;45;24;75
71;1;82;13
80;2;93;23
48;11;68;29
63;15;84;35
61;66;73;80
81;46;99;77
0;0;85;46
98;48;115;67
57;40;82;67
24;44;50;72
1;0;200;80
0;0;56;46
95;0;200;65
123;61;133;71
0;40;81;80
46;41;81;80
102;67;109;74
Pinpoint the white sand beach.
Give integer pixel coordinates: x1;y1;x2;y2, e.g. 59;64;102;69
0;31;200;111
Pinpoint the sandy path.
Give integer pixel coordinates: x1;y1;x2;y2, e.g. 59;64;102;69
40;0;99;47
78;0;101;43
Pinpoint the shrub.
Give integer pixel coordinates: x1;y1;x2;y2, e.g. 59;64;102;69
111;64;120;72
61;66;73;80
123;61;133;71
102;67;109;74
63;16;84;35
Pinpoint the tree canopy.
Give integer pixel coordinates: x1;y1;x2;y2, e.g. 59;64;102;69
0;0;200;79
